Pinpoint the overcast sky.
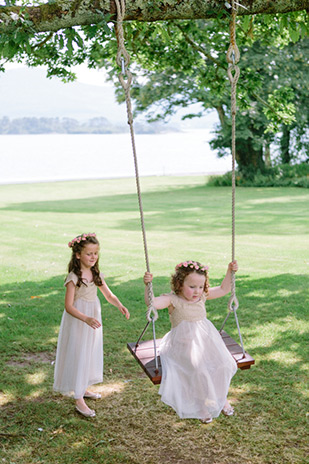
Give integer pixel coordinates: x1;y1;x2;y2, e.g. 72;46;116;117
5;62;110;87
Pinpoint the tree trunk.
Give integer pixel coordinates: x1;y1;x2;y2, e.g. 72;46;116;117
264;141;272;167
0;1;308;33
215;105;226;129
280;126;292;164
236;137;265;174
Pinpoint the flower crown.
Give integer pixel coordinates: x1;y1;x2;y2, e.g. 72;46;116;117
68;233;97;248
175;261;209;272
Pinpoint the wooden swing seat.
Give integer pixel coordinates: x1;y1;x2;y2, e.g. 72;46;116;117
127;330;255;385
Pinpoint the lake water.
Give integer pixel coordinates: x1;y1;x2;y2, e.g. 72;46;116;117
0;130;231;184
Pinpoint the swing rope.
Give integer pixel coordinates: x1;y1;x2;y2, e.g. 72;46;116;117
116;0;247;362
219;0;245;357
114;0;158;326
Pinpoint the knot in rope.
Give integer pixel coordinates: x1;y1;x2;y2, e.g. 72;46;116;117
227;64;240;88
226;1;240;114
228;271;239;311
114;0;132;101
226;1;240;63
146;282;158;322
228;294;239;312
226;42;240;67
226;44;240;66
118;70;132;94
116;30;130;72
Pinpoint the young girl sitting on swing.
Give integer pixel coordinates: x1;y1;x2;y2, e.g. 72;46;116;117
143;260;238;424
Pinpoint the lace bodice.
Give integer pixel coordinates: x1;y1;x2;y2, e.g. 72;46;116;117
168;292;207;328
64;271;103;302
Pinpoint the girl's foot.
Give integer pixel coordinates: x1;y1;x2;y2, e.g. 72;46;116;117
75;398;96;418
84;390;101;400
201;417;212;424
222;400;234;416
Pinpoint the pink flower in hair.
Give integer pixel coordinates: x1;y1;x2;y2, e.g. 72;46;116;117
175;260;208;272
68;232;97;248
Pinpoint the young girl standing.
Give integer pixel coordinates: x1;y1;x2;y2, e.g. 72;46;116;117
144;260;238;423
53;233;130;418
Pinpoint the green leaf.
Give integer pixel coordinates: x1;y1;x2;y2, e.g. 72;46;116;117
289;25;300;43
25;41;32;54
73;31;84;48
59;35;64;49
263;15;271;25
66;38;73;56
242;15;251;32
159;25;170;42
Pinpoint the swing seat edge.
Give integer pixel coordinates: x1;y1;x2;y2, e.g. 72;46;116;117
127;330;254;385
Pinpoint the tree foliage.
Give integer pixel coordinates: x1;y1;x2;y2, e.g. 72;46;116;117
102;14;308;171
0;2;308;79
0;2;308;174
207;32;309;170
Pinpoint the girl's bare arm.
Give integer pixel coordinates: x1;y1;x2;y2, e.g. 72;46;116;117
207;261;238;300
99;280;130;319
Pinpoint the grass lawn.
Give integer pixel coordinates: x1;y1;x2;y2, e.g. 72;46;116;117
0;175;308;464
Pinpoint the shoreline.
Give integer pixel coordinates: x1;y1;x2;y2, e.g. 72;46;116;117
0;171;226;186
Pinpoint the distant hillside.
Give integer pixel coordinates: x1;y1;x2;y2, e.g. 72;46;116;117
0;67;127;122
0;116;179;134
0;67;218;129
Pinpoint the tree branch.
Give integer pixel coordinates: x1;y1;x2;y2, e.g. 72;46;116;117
175;23;224;68
0;1;308;33
31;32;53;50
175;24;292;121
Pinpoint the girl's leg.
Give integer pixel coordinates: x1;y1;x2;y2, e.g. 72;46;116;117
75;396;95;417
222;399;234;416
84;389;101;399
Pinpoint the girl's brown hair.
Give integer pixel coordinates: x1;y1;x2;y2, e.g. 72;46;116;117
171;261;209;296
67;234;102;287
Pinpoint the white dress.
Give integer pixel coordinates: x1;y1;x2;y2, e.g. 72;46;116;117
158;292;237;419
53;272;103;399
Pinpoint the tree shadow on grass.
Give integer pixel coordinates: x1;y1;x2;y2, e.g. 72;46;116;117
1;185;308;236
0;272;308;463
1;271;307;392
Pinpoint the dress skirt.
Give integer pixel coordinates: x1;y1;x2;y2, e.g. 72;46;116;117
53;297;103;399
158;317;237;419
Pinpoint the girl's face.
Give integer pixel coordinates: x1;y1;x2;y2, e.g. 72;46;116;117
181;272;206;302
76;243;99;270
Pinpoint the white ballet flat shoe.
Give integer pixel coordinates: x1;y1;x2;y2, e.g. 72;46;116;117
75;405;96;418
83;392;101;400
201;417;213;424
222;406;234;416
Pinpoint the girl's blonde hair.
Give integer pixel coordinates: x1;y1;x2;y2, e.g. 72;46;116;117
67;234;102;287
171;261;209;296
